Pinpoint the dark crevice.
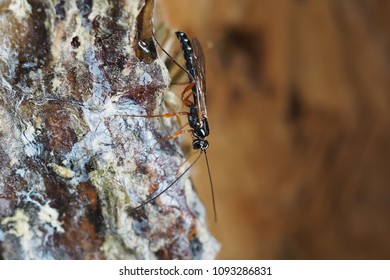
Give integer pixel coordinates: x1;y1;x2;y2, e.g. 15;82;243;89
15;1;51;87
286;84;303;123
220;27;264;88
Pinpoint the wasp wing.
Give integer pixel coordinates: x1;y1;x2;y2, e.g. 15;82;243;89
192;37;208;119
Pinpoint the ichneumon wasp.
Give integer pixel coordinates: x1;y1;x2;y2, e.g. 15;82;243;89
121;31;217;221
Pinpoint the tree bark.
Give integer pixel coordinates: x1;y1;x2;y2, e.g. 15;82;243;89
0;0;219;259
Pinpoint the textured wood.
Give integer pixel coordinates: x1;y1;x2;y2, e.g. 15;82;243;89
163;0;390;259
0;0;219;259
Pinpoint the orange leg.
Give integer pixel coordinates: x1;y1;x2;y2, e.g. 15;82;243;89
159;128;192;142
152;128;193;150
115;82;194;119
181;82;195;107
178;122;190;130
115;111;189;119
170;81;191;86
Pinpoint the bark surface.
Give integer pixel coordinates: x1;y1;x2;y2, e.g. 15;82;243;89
0;0;219;259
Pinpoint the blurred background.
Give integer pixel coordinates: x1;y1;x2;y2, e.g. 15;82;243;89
157;0;390;259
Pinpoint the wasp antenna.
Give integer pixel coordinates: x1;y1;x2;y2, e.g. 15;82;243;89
204;150;217;222
130;151;203;213
152;30;195;80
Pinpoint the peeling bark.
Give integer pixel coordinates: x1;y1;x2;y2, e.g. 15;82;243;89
0;0;219;259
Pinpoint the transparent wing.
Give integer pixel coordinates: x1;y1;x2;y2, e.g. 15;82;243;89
192;38;208;119
192;38;206;92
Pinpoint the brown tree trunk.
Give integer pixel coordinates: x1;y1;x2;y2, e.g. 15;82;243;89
164;0;390;259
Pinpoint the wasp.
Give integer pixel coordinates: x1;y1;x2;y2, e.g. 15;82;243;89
128;31;217;221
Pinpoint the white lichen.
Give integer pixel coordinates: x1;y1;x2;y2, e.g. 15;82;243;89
38;203;65;234
8;0;32;22
1;209;34;257
20;121;41;157
1;209;29;237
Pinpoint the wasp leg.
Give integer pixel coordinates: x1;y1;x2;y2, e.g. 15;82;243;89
181;82;195;107
159;128;192;142
151;127;193;150
114;111;189;118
